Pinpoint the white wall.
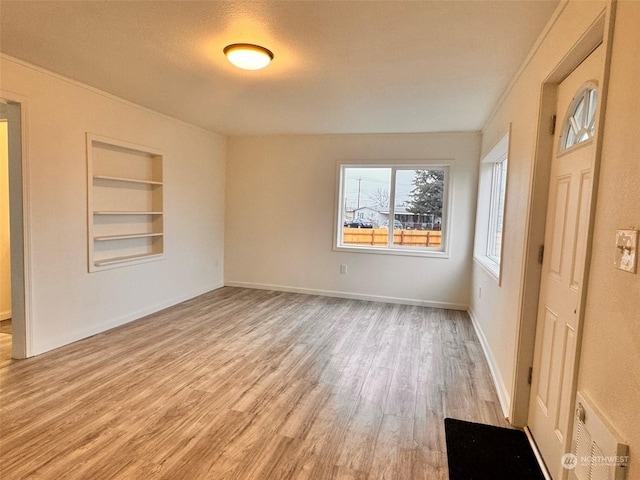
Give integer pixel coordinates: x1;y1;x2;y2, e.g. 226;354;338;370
225;132;480;308
0;56;226;356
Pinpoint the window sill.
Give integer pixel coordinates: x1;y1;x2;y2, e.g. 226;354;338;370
335;245;449;259
474;255;501;284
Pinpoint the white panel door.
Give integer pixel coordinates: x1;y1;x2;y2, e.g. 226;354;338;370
528;44;603;479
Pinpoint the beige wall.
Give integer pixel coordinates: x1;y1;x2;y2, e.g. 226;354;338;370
578;1;640;476
0;56;226;355
226;133;480;308
0;121;10;320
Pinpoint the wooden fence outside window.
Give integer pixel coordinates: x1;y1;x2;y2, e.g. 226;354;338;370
343;228;442;247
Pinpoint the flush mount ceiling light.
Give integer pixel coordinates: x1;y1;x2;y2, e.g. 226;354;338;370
223;43;274;70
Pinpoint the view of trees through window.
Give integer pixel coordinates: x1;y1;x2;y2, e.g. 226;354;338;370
339;166;446;250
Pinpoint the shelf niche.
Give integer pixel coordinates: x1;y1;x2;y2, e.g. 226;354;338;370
87;133;164;272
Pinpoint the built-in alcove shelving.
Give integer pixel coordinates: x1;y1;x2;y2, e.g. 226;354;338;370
87;133;164;272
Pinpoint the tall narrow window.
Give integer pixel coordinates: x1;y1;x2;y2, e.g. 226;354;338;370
487;157;507;262
474;132;509;281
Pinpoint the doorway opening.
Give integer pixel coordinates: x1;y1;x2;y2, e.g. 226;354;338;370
0;116;12;366
1;98;28;361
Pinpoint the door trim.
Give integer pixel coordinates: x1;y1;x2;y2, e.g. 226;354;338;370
510;2;616;429
1;90;33;359
524;426;553;480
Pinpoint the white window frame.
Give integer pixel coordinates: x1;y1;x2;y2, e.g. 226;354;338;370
334;160;452;258
474;131;509;283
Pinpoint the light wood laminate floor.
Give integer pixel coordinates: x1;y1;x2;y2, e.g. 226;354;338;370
0;287;509;479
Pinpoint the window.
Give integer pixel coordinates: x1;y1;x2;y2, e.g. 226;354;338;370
560;85;598;151
474;132;509;281
487;157;507;262
336;163;449;255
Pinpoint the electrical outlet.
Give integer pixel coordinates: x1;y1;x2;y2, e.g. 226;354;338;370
340;264;348;274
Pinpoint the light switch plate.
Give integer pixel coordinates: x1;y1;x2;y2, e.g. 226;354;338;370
614;229;638;273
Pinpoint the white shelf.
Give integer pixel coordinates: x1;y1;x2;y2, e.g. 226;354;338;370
94;233;163;241
93;211;163;215
93;175;163;185
87;133;164;272
94;252;164;267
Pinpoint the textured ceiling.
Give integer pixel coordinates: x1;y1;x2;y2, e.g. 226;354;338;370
0;1;559;135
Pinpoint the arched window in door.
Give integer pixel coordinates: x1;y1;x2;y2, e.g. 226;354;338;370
560;84;598;151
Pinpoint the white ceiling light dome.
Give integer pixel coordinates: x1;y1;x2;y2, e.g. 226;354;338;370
223;43;274;71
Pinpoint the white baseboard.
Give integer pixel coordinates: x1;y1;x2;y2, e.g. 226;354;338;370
225;280;468;310
32;282;224;356
467;306;511;419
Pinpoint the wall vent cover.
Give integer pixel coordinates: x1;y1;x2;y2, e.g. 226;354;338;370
570;392;629;480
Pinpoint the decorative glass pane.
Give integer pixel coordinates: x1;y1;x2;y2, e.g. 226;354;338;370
561;86;598;151
573;98;585;125
587;90;598;125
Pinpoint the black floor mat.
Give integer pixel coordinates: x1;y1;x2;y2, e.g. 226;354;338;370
444;418;546;480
